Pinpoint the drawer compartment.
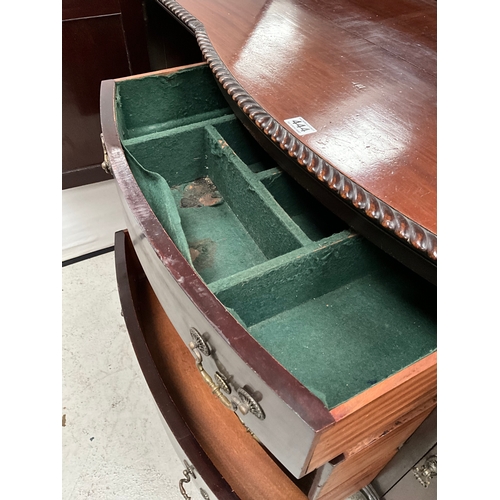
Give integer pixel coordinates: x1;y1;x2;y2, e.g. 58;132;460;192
122;124;315;283
211;236;436;410
260;171;348;241
116;229;434;500
101;63;437;480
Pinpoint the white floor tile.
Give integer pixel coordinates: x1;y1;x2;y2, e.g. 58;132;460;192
62;252;205;499
62;181;126;262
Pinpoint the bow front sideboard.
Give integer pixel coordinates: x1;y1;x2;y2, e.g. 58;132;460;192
100;1;437;498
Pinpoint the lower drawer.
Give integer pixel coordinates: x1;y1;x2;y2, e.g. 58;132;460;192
115;229;434;500
116;229;309;500
155;406;226;500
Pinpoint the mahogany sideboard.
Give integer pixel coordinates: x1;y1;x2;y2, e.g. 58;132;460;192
100;1;437;498
101;68;436;500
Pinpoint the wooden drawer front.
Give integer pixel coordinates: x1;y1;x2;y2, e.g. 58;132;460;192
116;229;435;500
101;64;437;480
116;191;320;477
307;407;435;500
115;230;310;500
115;231;238;500
156;408;223;500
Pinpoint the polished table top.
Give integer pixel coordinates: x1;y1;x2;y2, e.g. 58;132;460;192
158;0;437;263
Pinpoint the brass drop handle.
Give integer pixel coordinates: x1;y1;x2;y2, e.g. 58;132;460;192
188;328;265;420
189;341;234;410
179;460;196;499
100;134;112;176
413;455;437;488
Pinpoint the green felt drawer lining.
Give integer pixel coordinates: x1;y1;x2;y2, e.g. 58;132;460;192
121;122;332;283
122;147;193;265
210;234;436;409
115;65;436;411
204;125;312;255
116;65;232;140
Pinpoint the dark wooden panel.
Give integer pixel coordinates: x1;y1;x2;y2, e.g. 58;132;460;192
144;0;202;70
118;0;152;74
62;0;121;20
62;15;131;177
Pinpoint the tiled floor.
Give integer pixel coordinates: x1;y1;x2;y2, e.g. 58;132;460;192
62;181;209;499
62;180;126;263
62;251;208;500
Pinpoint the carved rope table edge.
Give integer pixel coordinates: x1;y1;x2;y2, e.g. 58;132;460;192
155;0;437;262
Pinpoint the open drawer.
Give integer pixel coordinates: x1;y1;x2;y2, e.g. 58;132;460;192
100;63;437;480
115;229;434;500
115;229;307;500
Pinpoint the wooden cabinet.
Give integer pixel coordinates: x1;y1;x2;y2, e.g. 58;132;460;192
102;63;436;499
100;2;437;497
62;0;202;189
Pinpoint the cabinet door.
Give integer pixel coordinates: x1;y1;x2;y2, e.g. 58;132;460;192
62;14;131;188
62;0;152;189
62;0;205;189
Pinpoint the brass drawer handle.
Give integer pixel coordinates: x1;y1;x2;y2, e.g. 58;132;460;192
188;331;265;420
413;454;437;488
100;133;112;176
189;341;234;410
179;460;196;499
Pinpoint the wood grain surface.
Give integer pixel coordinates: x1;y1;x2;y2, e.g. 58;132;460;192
117;230;309;500
307;352;437;473
312;407;434;500
158;0;437;262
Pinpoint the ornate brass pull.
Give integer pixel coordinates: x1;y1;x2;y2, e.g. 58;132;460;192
413;454;437;488
189;341;234;410
100;133;112;176
179;460;196;499
188;329;265;419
